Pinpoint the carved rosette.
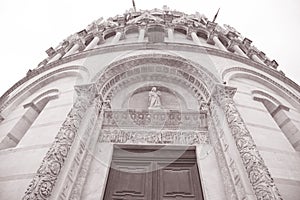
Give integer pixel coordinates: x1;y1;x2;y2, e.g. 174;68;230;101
211;84;282;200
22;84;96;200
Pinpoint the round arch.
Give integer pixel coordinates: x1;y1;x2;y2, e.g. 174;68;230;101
224;70;300;111
92;54;220;109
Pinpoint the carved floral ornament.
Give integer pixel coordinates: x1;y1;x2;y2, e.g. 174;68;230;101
22;84;98;200
210;84;283;200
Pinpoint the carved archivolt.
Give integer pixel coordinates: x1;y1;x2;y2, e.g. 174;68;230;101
93;54;219;98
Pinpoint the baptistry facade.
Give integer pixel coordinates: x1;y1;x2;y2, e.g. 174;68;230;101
0;6;300;200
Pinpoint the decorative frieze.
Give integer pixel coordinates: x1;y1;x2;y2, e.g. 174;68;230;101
102;110;207;130
211;84;283;200
22;84;96;200
98;129;209;145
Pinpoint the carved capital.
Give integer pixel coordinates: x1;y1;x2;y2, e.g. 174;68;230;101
187;28;196;39
75;84;96;98
73;39;86;52
210;84;237;104
207;31;216;45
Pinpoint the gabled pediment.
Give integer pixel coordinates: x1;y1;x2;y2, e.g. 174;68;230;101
127;11;164;25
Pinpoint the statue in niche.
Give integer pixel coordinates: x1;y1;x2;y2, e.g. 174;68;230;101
148;87;161;109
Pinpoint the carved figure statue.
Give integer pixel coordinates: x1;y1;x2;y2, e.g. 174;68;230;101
148;87;161;109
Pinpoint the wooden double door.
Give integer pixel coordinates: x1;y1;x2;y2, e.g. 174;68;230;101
104;145;204;200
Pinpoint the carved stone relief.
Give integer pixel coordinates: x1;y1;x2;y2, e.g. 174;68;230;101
102;110;207;130
22;84;96;200
98;129;209;145
208;98;247;200
211;84;283;200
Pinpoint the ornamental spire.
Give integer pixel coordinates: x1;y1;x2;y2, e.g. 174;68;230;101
132;0;137;12
212;8;220;23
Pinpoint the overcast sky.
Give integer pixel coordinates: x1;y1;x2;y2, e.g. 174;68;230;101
0;0;299;96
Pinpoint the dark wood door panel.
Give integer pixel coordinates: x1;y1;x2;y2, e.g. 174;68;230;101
104;161;153;200
157;162;203;200
104;145;204;200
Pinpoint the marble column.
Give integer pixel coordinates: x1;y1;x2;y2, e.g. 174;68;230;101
212;35;227;51
85;35;100;50
191;31;201;45
211;84;283;200
48;48;64;63
228;40;248;58
251;53;265;65
138;27;145;42
48;54;61;63
111;31;122;44
167;27;174;41
64;39;85;57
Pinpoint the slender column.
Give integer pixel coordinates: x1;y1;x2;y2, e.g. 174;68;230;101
228;39;247;58
233;45;248;57
212;35;227;51
167;27;174;41
22;84;96;200
48;48;64;63
252;54;265;65
211;84;283;200
191;32;201;45
247;49;265;65
111;31;122;44
138;27;145;42
85;35;100;50
64;39;85;57
48;54;61;63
